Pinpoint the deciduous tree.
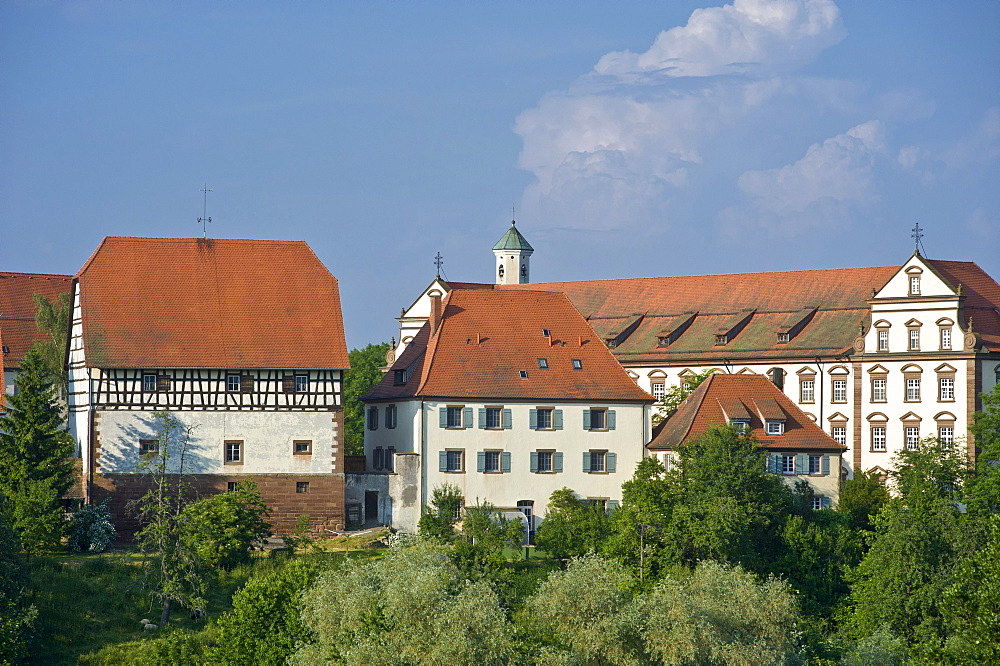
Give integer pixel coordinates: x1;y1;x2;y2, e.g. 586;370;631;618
417;483;463;543
343;342;391;456
31;292;71;392
180;479;272;569
534;487;610;561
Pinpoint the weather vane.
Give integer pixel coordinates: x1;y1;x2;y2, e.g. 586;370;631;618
198;184;213;239
911;222;926;256
434;252;444;277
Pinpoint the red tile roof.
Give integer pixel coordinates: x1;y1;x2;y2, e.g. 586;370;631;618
75;237;349;369
365;289;653;403
0;272;73;369
925;259;1000;352
648;373;844;452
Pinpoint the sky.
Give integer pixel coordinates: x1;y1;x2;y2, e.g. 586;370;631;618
2;0;998;349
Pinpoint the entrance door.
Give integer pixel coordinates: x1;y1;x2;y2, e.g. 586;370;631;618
364;491;379;526
517;500;534;545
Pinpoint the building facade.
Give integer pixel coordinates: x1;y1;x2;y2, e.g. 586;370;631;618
67;237;350;536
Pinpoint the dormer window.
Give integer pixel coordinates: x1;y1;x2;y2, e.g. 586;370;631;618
731;419;749;433
605;338;617;349
766;420;784;436
777;332;790;344
657;336;670;347
715;334;728;346
393;369;407;385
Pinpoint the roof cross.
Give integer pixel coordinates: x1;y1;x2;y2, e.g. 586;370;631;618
434;252;444;277
911;222;926;256
198;184;213;239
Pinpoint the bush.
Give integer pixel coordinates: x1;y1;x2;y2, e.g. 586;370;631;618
69;500;117;553
180;480;272;570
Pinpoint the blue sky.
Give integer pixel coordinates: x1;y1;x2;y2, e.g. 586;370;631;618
2;0;998;348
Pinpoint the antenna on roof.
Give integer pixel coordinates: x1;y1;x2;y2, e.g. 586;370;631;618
434;252;444;279
198;184;213;239
911;222;926;257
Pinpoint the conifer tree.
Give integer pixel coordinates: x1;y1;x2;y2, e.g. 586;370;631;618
0;348;75;556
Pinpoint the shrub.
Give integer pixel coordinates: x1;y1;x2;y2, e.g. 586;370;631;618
69;500;117;553
180;480;272;570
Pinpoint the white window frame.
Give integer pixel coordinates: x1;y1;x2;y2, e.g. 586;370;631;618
143;373;157;392
224;440;243;464
832;426;846;446
589;450;607;473
226;374;242;392
651;382;665;400
800;379;815;403
536;450;554;473
780;454;795;474
872;427;887;452
940;327;952;350
938;426;954;449
905;426;920;450
939;377;955;401
872;377;887;402
909;275;921;295
446;406;464;429
832;379;847;403
909;328;920;351
445;449;464;473
766;420;785;436
536;408;553;430
877;329;889;352
295;374;309;392
483;450;502;474
485;407;503;430
906;378;921;402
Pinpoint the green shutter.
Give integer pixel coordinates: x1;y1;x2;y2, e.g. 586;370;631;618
822;496;832;509
607;410;616;430
530;452;538;473
529;409;538;429
502;452;511;473
583;410;591;430
439;451;447;472
478;408;486;429
503;409;512;429
607;500;619;514
796;454;808;475
463;407;472;428
439;408;447;428
554;452;564;473
477;451;486;473
583;452;591;472
554;410;563;430
769;454;780;474
607;452;617;473
822;454;830;475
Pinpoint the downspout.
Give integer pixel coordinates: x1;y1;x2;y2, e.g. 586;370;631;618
814;356;825;425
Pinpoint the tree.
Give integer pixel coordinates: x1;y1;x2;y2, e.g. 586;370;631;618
837;469;890;532
343;342;391;455
68;499;117;553
292;543;515;665
131;412;206;627
889;436;970;506
209;558;319;666
417;483;463;543
652;370;713;426
180;479;272;569
534;487;610;561
967;382;1000;515
0;348;75;556
31;291;71;392
453;498;524;568
0;510;36;664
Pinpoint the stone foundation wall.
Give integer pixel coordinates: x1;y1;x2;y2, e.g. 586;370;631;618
92;472;346;541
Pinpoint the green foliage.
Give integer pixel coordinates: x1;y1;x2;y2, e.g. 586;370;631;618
604;457;676;584
534;487;610;562
0;349;75;556
343;342;391;456
292;543;515;664
652;370;713;425
180;480;272;570
968;382;1000;515
68;499;117;553
79;629;211;666
31;291;71;392
281;514;319;552
208;558;320;665
417;483;463;543
0;513;35;664
776;510;861;617
454;498;524;569
837;625;909;666
837;469;890;532
888;437;970;507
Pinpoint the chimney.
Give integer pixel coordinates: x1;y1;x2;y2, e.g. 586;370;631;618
429;291;442;336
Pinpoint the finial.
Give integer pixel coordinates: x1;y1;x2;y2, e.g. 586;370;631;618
911;222;926;256
957;283;963;295
968;317;974;332
391;337;396;346
433;252;444;277
198;184;213;238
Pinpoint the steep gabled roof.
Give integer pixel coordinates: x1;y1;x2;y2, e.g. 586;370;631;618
74;237;349;369
925;259;1000;352
0;272;73;369
649;373;844;452
365;289;652;403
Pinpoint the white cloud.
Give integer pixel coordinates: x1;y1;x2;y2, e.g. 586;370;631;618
720;121;885;237
595;0;844;79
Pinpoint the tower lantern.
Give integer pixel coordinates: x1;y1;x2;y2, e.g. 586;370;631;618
492;220;534;285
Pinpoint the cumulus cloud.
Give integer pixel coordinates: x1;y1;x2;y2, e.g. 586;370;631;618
595;0;845;79
896;107;1000;182
720;121;885;237
515;0;849;232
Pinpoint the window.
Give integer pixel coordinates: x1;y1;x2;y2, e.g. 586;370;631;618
780;454;795;474
441;450;464;473
872;377;887;402
651;382;665;400
584;408;615;431
715;334;728;346
367;406;379;431
143;373;157;392
385;404;397;429
156;375;170;391
535;450;554;473
777;332;790;344
588;498;609;512
809;455;822;475
393;369;407;385
909;328;920;351
537;358;548;369
385;447;395;472
139;439;159;456
534;408;553;430
484;450;501;473
832;379;847;403
572;359;583;371
295;374;309;392
227;374;241;392
800;379;815;403
224;441;243;465
293;440;312;455
939;377;955;401
940;327;952;350
878;328;889;352
811;496;827;510
296;482;310;494
832;426;847;445
485;407;502;429
769;368;785;390
905;426;920;450
909;275;921;295
906;378;921;402
373;447;384;470
731;419;749;433
939;426;954;449
766;420;785;436
519;370;528;379
542;328;551;338
227;482;239;492
443;406;467;429
871;427;886;452
584;450;616;474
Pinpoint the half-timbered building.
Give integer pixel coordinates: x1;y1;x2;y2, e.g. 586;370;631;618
67;237;350;536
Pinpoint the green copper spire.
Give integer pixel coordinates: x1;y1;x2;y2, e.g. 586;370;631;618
492;220;534;251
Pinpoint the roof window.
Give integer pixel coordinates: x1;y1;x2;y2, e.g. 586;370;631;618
542;329;551;338
519;370;528;379
537;358;548;369
572;359;583;371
